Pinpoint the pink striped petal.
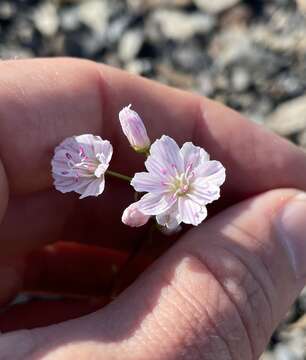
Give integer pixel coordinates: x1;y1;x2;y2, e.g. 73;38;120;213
178;197;208;226
137;193;176;216
131;172;167;194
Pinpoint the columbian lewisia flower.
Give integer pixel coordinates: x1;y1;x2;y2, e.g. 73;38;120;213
51;134;113;199
119;105;151;152
126;135;225;229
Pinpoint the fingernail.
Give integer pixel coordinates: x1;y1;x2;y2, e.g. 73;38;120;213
277;193;306;279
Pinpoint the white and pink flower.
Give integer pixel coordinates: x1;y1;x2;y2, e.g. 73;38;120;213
124;135;225;229
119;105;151;153
51;134;113;199
122;202;151;227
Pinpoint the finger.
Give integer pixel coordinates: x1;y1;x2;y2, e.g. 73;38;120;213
2;189;305;359
0;58;305;196
2;58;306;254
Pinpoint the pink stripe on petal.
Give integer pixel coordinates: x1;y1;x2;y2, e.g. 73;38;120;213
178;197;207;226
195;160;226;186
137;193;175;216
131;172;167;193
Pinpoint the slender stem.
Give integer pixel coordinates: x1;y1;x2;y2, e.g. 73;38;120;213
106;170;132;182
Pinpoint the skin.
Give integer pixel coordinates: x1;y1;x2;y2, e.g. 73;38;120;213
0;58;305;359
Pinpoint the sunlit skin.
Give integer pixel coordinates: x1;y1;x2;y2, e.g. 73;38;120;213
0;58;306;359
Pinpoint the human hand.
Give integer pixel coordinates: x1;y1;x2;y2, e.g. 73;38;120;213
0;58;306;359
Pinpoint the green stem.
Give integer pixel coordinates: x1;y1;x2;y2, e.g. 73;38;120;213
106;170;132;182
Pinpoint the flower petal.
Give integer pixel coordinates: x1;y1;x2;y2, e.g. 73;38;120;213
131;172;167;193
52;135;112;198
79;177;105;199
122;202;150;227
156;206;181;230
119;105;150;151
95;139;113;165
137;192;176;216
178;197;208;226
195;160;226;186
188;179;221;205
180;142;210;172
146;135;184;177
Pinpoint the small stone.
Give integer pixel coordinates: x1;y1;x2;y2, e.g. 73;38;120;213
171;43;211;73
231;67;250;92
0;2;16;21
209;28;253;68
33;3;59;37
0;46;33;60
194;0;240;14
125;59;153;75
148;9;215;42
260;352;276;360
127;0;192;12
297;287;306;311
106;15;133;46
118;29;144;63
296;0;306;14
273;344;299;360
198;73;215;96
266;96;306;136
78;0;109;34
60;7;80;32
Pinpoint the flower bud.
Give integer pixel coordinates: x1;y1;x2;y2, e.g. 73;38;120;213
119;105;151;153
122;203;150;227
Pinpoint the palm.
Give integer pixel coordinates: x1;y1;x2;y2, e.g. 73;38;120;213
1;58;306;331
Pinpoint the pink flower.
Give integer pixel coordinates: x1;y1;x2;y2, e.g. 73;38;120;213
122;202;150;227
119;105;151;152
126;135;225;229
51;134;113;199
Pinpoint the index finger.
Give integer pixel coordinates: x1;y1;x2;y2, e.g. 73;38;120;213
0;57;305;197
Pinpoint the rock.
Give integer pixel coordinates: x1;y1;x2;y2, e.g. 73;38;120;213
118;29;144;63
33;2;59;37
170;43;211;73
148;9;215;42
198;73;215;96
273;344;299;360
260;352;276;360
209;27;253;68
106;15;133;46
125;59;153;75
78;0;109;34
194;0;240;14
0;1;16;21
156;63;195;89
296;0;306;14
231;67;250;92
265;96;306;136
298;287;306;311
127;0;192;12
60;7;80;32
0;45;33;59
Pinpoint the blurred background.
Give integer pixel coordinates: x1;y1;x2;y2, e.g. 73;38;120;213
0;0;305;358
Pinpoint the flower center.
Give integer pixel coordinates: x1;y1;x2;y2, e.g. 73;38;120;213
170;173;190;197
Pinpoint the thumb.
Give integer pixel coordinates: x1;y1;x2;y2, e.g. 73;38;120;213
1;189;306;360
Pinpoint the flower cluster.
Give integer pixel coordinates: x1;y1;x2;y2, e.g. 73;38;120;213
52;105;226;233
